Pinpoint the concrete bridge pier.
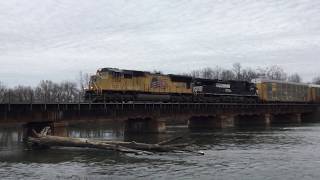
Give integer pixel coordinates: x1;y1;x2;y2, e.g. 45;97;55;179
302;107;320;123
124;117;166;133
236;114;272;127
188;115;235;131
272;113;302;124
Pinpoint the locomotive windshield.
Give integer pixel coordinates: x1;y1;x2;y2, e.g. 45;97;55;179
89;75;97;90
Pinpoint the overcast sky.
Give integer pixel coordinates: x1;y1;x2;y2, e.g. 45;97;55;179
0;0;320;86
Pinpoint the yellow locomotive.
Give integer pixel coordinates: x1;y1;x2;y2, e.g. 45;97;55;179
86;68;193;101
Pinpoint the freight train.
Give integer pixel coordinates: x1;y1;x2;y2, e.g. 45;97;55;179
85;67;320;103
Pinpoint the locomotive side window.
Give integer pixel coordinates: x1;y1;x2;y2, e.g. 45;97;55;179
111;71;122;83
124;73;133;79
112;72;121;78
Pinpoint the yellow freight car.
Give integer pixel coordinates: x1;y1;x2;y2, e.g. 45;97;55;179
86;68;192;101
252;78;309;103
309;84;320;103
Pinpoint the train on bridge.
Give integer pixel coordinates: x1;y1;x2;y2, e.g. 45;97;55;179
85;68;320;103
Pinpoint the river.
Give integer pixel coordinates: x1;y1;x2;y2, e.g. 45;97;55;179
1;122;320;180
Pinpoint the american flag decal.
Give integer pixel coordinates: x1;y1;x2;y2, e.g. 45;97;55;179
151;77;166;89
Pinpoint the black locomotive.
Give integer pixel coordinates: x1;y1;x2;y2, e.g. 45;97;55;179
191;78;258;102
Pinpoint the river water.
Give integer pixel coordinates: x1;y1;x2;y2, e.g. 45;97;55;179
1;122;320;180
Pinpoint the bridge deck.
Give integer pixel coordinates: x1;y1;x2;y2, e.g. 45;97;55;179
0;102;318;110
0;102;318;125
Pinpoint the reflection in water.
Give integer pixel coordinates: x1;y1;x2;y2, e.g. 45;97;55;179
1;122;320;179
0;127;23;151
54;127;68;137
68;122;124;140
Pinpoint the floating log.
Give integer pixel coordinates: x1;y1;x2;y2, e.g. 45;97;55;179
157;135;185;145
28;128;203;155
29;135;151;155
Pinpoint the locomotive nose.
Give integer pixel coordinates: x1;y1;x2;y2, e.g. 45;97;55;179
89;75;98;90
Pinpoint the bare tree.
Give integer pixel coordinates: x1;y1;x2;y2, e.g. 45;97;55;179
59;81;79;102
0;82;7;103
266;65;287;81
233;63;242;80
201;67;214;79
256;67;267;77
190;70;201;78
211;66;223;79
34;80;54;102
288;73;302;83
313;76;320;85
34;80;81;103
79;71;85;91
221;70;235;80
187;63;295;82
79;71;90;94
241;68;259;81
11;86;33;103
0;78;84;103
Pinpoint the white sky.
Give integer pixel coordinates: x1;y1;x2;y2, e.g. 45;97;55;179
0;0;320;86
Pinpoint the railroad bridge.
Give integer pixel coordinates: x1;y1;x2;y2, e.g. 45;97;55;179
0;102;319;134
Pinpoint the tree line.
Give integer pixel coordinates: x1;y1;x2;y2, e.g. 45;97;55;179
0;63;319;103
0;80;80;103
0;72;90;103
184;63;304;83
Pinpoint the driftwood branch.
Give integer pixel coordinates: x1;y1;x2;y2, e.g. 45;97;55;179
40;126;51;136
28;128;203;155
28;135;152;155
157;135;185;145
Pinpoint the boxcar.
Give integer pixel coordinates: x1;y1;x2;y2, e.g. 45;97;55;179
252;78;309;103
309;84;320;103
